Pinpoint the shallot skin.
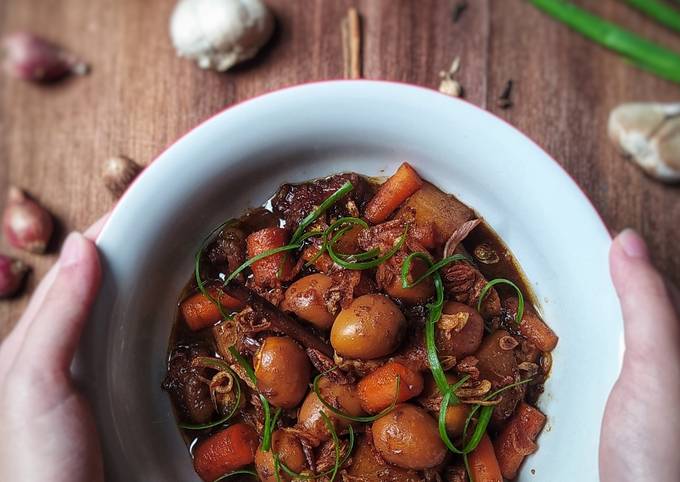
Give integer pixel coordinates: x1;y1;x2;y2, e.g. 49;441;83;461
2;187;54;254
1;32;88;82
0;255;29;298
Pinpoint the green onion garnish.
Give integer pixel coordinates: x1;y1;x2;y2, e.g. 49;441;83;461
224;244;301;286
178;357;241;430
623;0;680;34
291;181;354;243
194;219;237;320
477;278;524;325
227;346;256;382
320;412;355;482
227;345;277;452
400;252;470;289
326;222;407;270
305;217;367;267
530;0;680;84
312;371;401;422
436;376;471;454
460;378;533;453
275;424;355;480
213;469;257;481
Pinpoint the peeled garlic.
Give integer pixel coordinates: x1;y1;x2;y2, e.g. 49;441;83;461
608;102;680;183
438;57;463;98
170;0;274;72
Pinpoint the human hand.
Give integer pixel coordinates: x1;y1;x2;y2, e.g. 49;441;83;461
600;229;680;482
0;218;107;482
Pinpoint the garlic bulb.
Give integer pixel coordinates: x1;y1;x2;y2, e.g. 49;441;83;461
170;0;274;72
608;102;680;183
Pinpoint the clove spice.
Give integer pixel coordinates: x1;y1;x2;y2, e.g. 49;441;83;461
498;79;514;109
342;7;362;79
452;1;469;23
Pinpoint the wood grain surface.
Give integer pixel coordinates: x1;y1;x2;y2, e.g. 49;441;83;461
1;0;679;336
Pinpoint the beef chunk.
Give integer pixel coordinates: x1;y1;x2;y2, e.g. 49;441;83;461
206;226;247;275
271;173;372;229
162;346;215;424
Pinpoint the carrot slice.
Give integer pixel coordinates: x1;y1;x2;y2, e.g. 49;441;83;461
357;361;424;414
180;287;243;331
364;162;424;224
193;423;259;481
246;227;295;287
467;433;503;482
506;297;558;352
494;402;546;479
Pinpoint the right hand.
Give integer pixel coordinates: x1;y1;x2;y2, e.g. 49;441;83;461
600;229;680;482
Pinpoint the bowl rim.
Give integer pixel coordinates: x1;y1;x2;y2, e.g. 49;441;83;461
95;79;612;245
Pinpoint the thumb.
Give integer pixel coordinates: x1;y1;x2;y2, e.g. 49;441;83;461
609;229;680;363
17;232;101;373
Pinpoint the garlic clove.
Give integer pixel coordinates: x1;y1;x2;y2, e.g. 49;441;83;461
0;254;29;298
102;155;143;198
439;77;463;97
608;102;680;183
1;32;89;82
2;187;54;254
170;0;274;72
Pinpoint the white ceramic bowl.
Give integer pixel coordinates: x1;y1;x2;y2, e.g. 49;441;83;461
78;81;623;482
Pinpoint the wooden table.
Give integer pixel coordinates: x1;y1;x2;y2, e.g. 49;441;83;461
1;0;679;335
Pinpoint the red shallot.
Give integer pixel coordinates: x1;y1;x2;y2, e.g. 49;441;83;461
2;186;54;253
1;32;89;82
0;254;29;298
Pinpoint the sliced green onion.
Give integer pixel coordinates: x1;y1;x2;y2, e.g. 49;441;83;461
463;454;473;482
530;0;680;84
179;358;241;430
460;378;534;454
327;225;407;270
262;407;282;453
477;278;524;325
224;244;301;286
320;412;355;482
291;181;354;243
312;371;401;422
276;230;324;279
623;0;680;34
400;252;470;289
418;255;448;394
341;247;381;262
260;396;274;452
227;346;256;383
227;345;277;452
213;469;258;481
194;219;237;320
437;376;471;454
305;217;364;266
277;424;355;481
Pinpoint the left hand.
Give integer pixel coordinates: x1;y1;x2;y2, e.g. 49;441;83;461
0;217;107;482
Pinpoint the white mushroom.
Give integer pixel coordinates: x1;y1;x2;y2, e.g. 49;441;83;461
169;0;274;72
608;102;680;183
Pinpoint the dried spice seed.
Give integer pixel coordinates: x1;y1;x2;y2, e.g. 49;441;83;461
498;79;514;109
452;1;469;23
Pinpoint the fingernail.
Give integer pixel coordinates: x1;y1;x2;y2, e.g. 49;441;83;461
616;228;649;260
60;232;85;267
